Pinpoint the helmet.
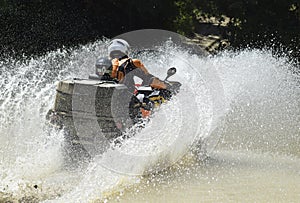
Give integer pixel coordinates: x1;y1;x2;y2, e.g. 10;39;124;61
108;39;130;59
95;57;112;76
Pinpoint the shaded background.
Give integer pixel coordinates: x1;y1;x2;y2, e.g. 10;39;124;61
0;0;299;61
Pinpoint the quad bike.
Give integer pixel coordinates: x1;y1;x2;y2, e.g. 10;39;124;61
46;66;181;165
129;67;181;123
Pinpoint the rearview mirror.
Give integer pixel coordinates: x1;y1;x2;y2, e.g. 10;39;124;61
165;67;176;81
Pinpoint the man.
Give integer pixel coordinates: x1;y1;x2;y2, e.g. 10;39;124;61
108;39;166;93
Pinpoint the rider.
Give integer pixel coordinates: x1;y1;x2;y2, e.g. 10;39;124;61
107;39;166;93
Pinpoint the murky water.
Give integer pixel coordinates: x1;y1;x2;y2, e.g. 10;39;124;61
113;151;300;202
0;40;299;202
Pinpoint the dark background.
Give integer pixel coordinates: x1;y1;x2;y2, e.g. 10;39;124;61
0;0;299;61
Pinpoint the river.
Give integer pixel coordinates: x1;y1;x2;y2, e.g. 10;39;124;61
0;40;299;202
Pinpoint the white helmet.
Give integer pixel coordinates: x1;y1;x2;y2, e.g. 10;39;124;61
108;39;130;59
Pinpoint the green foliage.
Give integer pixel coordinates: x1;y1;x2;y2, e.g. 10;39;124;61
0;0;179;57
0;0;94;57
173;0;196;36
0;0;299;60
178;0;300;59
84;0;177;37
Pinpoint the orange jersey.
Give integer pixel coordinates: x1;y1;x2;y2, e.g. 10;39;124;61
111;58;149;81
111;57;166;89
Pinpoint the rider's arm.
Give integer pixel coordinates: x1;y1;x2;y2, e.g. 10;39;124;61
132;59;166;89
132;59;150;74
111;58;125;81
132;59;154;84
111;58;118;79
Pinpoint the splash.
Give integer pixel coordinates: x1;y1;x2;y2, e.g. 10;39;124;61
0;40;108;201
0;39;299;202
211;49;300;156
